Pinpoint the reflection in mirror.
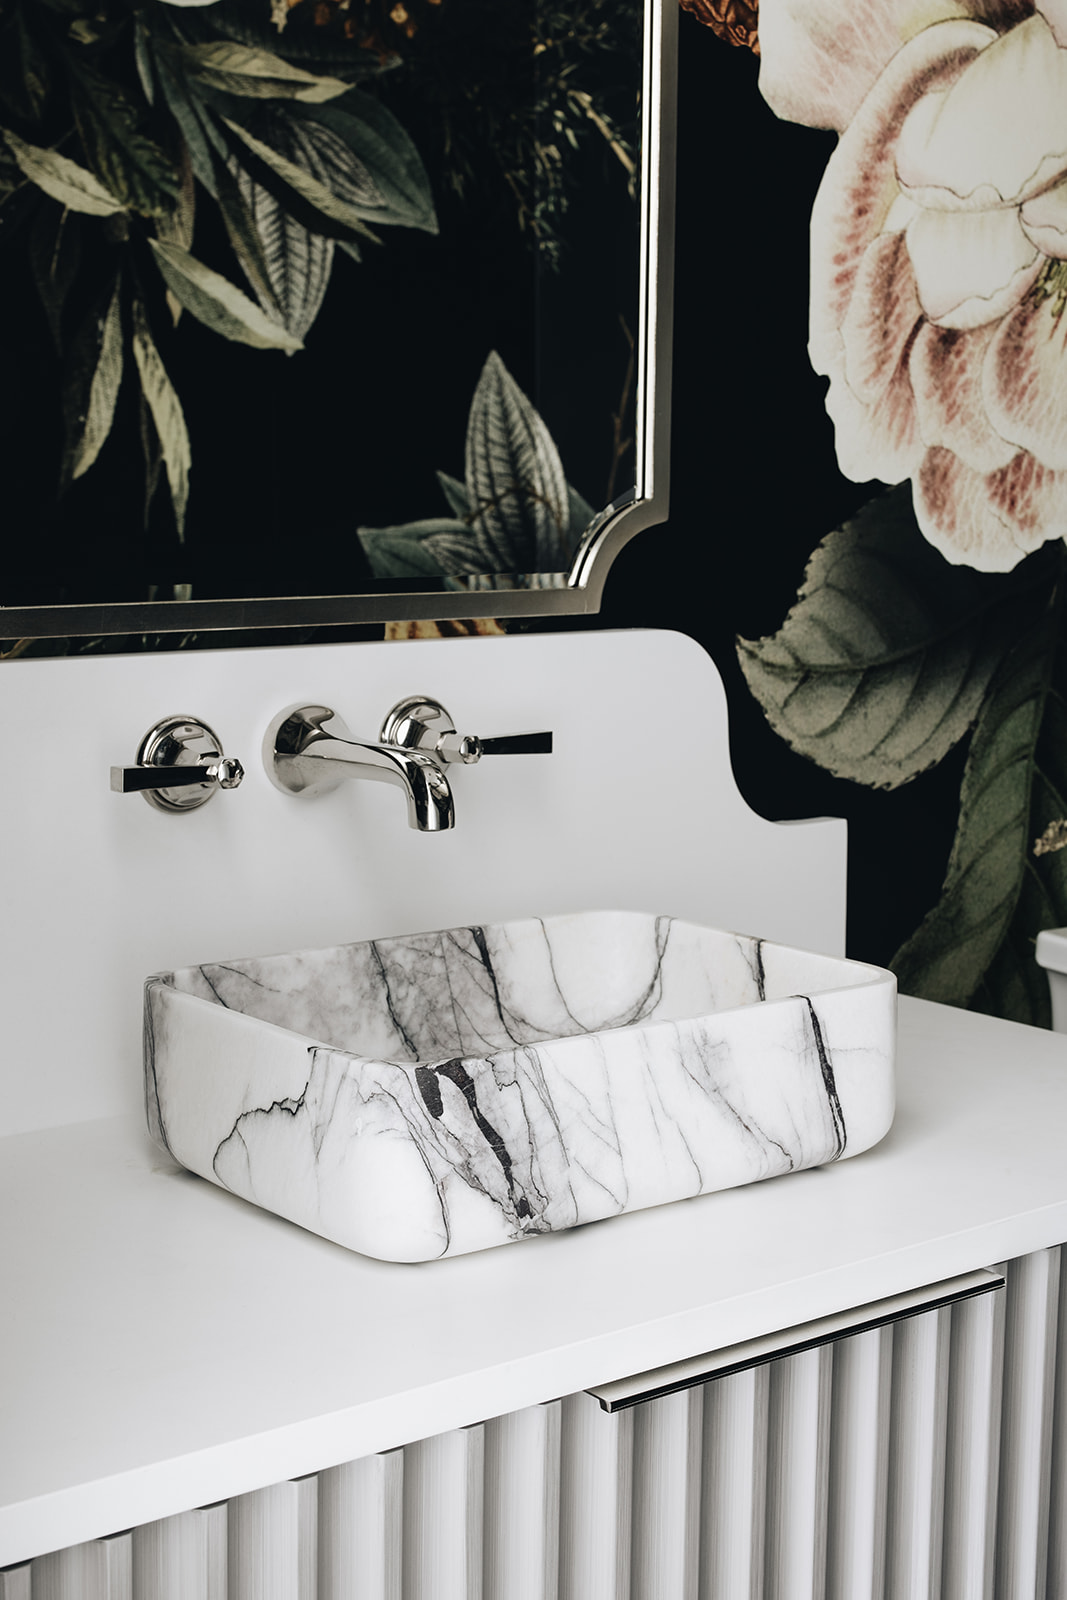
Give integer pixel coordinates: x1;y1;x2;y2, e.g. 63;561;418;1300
0;0;674;644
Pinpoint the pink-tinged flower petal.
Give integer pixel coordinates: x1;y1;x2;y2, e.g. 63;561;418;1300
809;20;996;377
757;0;1020;131
825;344;924;484
984;288;1067;466
1021;175;1067;255
910;320;1018;470
905;205;1041;327
897;15;1067;207
842;231;925;402
915;446;1064;567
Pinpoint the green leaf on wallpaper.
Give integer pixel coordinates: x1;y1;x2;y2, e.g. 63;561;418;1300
132;300;191;540
892;579;1067;1027
737;487;1051;790
2;129;125;216
149;238;302;352
72;278;124;480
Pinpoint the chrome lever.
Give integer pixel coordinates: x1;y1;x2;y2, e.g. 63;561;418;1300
379;696;553;765
111;716;244;813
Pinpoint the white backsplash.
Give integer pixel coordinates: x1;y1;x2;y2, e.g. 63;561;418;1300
0;629;846;1136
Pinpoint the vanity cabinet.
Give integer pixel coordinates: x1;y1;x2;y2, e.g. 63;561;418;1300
5;1243;1063;1600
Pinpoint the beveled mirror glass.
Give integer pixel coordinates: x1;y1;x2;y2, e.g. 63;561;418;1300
0;0;675;640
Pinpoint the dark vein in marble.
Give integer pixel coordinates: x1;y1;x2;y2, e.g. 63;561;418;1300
804;997;846;1157
370;939;420;1058
416;1058;532;1220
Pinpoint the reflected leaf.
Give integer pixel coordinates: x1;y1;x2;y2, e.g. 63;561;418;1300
174;43;349;103
132;300;191;538
298;93;437;232
466;351;569;571
358;518;476;579
70;278;124;481
149;238;302;351
2;128;124;216
221;114;380;244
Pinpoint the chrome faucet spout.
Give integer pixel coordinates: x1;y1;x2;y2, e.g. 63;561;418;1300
264;705;455;831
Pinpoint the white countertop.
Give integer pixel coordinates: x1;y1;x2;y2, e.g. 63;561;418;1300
4;995;1067;1566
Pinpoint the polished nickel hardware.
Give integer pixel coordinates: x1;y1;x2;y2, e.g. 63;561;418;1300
264;704;456;832
263;697;553;831
110;716;244;814
586;1267;1005;1412
379;696;553;765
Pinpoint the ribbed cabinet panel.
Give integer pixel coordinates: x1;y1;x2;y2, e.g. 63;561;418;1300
885;1307;951;1600
558;1391;633;1600
1048;1248;1067;1599
942;1284;1005;1600
996;1247;1061;1600
228;1477;317;1600
131;1503;227;1600
826;1325;892;1600
0;1567;30;1600
630;1387;703;1600
764;1344;832;1600
318;1448;403;1600
699;1365;768;1600
402;1425;484;1600
484;1401;560;1600
32;1529;132;1600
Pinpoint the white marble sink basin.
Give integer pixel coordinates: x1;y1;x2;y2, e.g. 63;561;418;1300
144;913;896;1262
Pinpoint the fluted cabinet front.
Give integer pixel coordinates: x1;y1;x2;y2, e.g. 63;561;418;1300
7;1246;1067;1600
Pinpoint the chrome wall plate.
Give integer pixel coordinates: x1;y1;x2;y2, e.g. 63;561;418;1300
111;716;244;813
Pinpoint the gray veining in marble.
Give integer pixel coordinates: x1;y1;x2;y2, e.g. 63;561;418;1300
144;913;895;1261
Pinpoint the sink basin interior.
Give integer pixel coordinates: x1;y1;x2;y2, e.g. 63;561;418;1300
164;912;879;1062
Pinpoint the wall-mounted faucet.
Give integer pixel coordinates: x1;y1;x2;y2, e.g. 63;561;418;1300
263;697;552;832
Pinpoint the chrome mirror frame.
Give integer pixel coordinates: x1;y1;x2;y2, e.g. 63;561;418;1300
1;0;676;640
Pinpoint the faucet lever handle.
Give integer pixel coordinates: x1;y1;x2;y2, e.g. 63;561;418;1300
380;696;552;765
469;730;553;759
111;716;244;813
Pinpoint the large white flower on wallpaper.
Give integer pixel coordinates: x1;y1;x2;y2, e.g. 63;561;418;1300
759;0;1067;570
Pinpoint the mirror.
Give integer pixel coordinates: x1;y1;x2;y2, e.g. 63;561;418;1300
0;0;675;641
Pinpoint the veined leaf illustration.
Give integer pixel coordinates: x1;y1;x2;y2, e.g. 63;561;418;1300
2;129;124;216
221;116;380;244
296;95;437;231
132;300;191;539
67;60;179;217
465;351;570;572
71;278;124;480
175;43;349;103
153;49;219;199
227;112;375;339
892;583;1067;1025
359;519;475;580
210;153;279;316
737;487;1051;790
149;238;302;351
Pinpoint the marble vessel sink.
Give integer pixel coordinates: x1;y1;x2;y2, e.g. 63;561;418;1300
144;913;896;1262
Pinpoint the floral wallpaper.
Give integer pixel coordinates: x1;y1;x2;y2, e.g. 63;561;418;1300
685;0;1067;1026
